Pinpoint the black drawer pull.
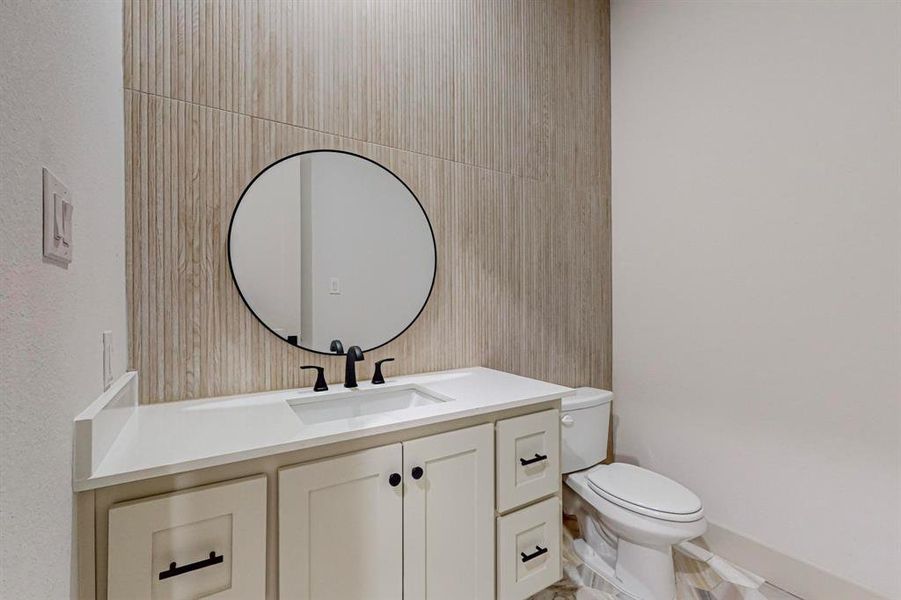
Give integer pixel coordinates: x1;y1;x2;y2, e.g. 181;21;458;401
159;551;224;580
520;545;548;563
519;453;548;466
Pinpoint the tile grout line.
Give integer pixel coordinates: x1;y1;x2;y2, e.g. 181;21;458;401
123;86;543;182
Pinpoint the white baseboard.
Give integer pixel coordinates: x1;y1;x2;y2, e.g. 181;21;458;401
701;522;889;600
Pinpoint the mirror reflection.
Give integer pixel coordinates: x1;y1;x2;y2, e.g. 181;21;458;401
228;151;436;354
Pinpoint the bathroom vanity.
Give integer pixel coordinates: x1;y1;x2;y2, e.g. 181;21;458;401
71;148;574;600
74;367;572;600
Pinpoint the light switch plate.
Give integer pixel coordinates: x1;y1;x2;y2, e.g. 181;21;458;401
42;167;73;264
329;277;341;295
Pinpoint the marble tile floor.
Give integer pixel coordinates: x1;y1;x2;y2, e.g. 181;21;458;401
531;570;802;600
530;519;803;600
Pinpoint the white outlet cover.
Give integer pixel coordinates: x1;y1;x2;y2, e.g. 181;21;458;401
42;167;73;264
102;331;113;390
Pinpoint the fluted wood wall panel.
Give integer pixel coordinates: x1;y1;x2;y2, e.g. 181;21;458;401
125;0;611;403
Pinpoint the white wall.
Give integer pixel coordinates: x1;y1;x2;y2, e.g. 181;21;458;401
611;2;900;598
0;2;127;598
231;159;303;339
307;152;435;352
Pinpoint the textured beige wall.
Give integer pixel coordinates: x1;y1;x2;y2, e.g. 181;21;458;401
124;0;611;403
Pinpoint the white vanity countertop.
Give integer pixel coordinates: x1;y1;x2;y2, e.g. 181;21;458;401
75;367;573;491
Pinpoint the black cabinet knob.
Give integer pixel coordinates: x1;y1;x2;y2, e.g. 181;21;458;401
411;466;424;480
389;473;402;487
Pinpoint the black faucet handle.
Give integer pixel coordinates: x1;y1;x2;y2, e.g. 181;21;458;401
371;358;395;385
329;339;345;355
300;365;328;392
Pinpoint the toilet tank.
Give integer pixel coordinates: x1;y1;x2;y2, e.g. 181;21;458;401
561;387;613;474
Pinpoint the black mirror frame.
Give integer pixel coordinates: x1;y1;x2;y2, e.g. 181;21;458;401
227;149;438;356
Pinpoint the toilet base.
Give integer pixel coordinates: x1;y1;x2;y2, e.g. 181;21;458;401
615;538;676;600
571;536;676;600
564;481;701;600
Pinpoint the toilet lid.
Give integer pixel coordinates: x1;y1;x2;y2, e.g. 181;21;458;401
562;387;613;410
586;463;703;517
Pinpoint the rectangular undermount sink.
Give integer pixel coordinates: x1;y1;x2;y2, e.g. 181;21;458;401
289;386;447;426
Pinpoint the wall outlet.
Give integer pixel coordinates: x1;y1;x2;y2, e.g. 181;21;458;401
102;331;113;390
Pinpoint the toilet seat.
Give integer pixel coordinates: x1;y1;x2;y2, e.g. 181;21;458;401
585;463;704;523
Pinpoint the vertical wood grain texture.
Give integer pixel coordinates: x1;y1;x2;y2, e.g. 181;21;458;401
124;0;611;403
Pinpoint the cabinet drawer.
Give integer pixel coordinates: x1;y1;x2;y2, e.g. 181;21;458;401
107;475;267;600
496;409;561;513
497;497;562;600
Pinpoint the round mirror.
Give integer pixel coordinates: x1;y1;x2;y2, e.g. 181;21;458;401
228;150;436;354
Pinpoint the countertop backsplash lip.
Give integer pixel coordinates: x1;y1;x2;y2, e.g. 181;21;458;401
73;371;139;483
73;366;573;492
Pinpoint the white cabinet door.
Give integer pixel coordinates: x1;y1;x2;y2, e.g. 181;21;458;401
279;444;403;600
403;424;495;600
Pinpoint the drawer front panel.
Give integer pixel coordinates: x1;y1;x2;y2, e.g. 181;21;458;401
497;497;562;600
107;475;267;600
496;409;561;513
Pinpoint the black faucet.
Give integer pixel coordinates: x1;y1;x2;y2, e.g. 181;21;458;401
344;345;364;388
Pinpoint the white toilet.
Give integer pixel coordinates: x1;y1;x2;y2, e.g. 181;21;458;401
561;388;707;600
